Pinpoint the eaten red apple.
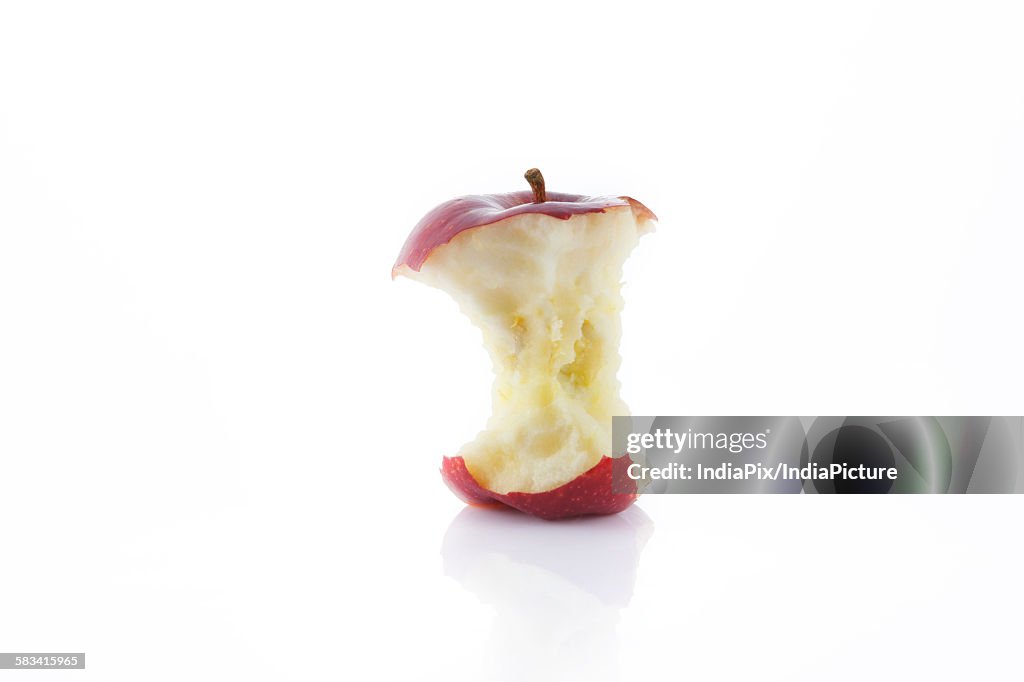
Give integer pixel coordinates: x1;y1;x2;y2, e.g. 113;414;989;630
393;169;656;520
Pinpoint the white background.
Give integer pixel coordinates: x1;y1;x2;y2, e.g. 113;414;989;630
1;1;1023;680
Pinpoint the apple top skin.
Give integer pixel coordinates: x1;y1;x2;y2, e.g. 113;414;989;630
393;190;656;276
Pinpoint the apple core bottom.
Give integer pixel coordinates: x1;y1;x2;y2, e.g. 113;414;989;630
440;455;638;521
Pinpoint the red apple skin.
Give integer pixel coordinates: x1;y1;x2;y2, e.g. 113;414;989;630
392;190;655;276
441;455;638;521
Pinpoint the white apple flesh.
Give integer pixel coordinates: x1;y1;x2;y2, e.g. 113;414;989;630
404;207;652;493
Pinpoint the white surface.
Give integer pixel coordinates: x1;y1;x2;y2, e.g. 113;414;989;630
1;1;1022;680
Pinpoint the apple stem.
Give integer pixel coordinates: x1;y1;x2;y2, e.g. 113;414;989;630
524;168;547;203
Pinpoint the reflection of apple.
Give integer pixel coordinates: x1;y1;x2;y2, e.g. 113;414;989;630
394;170;656;519
442;506;654;679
